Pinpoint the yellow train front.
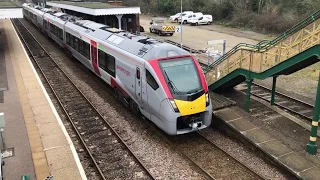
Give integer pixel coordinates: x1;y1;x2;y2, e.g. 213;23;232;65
147;54;212;135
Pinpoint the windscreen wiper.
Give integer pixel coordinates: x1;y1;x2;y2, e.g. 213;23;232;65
187;87;202;94
163;70;182;95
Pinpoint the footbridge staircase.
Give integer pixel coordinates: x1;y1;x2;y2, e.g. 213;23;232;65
204;10;320;92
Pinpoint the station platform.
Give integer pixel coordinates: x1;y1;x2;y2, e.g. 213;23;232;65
211;89;320;180
0;19;86;180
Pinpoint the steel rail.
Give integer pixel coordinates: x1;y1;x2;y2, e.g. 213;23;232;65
12;18;155;180
250;81;314;121
73;49;218;180
196;132;267;180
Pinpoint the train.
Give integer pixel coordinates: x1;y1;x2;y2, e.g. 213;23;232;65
21;3;212;135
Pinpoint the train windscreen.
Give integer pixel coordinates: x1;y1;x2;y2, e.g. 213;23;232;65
159;57;202;95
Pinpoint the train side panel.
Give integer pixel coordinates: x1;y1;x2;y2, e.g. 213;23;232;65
64;26;94;72
45;15;65;48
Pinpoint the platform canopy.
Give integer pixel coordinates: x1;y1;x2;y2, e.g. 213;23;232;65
0;1;23;19
46;1;141;16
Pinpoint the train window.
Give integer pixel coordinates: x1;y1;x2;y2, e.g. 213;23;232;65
98;50;105;66
60;29;63;40
70;35;74;47
106;54;115;77
79;40;83;55
43;19;46;28
98;50;115;77
136;68;140;79
83;42;90;59
146;69;159;90
74;38;79;52
66;33;70;44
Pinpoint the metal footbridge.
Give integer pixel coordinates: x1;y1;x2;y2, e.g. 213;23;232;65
204;10;320;92
202;9;320;155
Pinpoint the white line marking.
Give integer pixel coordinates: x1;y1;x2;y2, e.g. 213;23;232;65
242;127;259;133
257;138;276;145
298;166;315;173
277;151;293;158
227;117;242;122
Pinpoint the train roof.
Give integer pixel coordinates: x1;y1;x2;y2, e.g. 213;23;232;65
23;3;191;61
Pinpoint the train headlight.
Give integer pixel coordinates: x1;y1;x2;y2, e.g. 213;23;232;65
205;93;210;107
169;99;179;113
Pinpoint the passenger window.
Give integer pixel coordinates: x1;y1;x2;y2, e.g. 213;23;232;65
66;33;70;44
146;69;159;90
84;42;90;59
98;49;115;77
136;68;140;79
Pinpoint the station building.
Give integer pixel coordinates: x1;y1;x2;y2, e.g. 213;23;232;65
46;1;141;33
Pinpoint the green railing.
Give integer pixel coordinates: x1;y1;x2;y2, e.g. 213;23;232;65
204;9;320;74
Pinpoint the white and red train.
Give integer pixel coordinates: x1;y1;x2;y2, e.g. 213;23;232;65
21;3;212;135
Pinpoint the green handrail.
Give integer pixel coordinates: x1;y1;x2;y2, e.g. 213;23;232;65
204;9;320;74
21;175;30;180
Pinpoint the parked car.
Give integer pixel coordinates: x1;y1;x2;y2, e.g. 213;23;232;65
169;13;181;22
177;11;194;24
189;15;213;26
187;12;203;24
169;11;193;22
149;18;175;36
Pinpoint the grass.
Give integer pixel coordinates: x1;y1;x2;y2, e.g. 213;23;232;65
49;1;129;9
0;1;20;8
287;62;320;81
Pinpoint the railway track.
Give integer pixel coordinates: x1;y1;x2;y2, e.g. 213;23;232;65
13;18;271;179
240;81;316;121
12;18;155;180
166;132;266;180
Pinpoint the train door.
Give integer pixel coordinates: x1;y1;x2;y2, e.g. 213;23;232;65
90;40;101;76
135;66;142;105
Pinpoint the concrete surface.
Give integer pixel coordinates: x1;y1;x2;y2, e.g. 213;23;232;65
214;107;320;180
1;19;86;180
0;19;36;180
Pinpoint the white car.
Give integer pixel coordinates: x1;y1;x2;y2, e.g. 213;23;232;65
177;11;194;24
189;15;213;26
169;13;181;22
170;11;193;22
187;12;203;24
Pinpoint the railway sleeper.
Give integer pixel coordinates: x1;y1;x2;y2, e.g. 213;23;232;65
53;87;77;92
76;125;106;134
86;134;114;145
69;108;94;116
72;116;98;122
69;103;90;110
81;128;110;138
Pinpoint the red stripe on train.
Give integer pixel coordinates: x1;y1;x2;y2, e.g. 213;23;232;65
90;40;101;76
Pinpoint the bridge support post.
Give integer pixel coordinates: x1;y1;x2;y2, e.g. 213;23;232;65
116;15;123;30
245;79;253;112
271;76;278;105
306;74;320;155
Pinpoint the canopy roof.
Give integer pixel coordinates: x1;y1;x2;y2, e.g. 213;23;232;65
47;1;141;16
